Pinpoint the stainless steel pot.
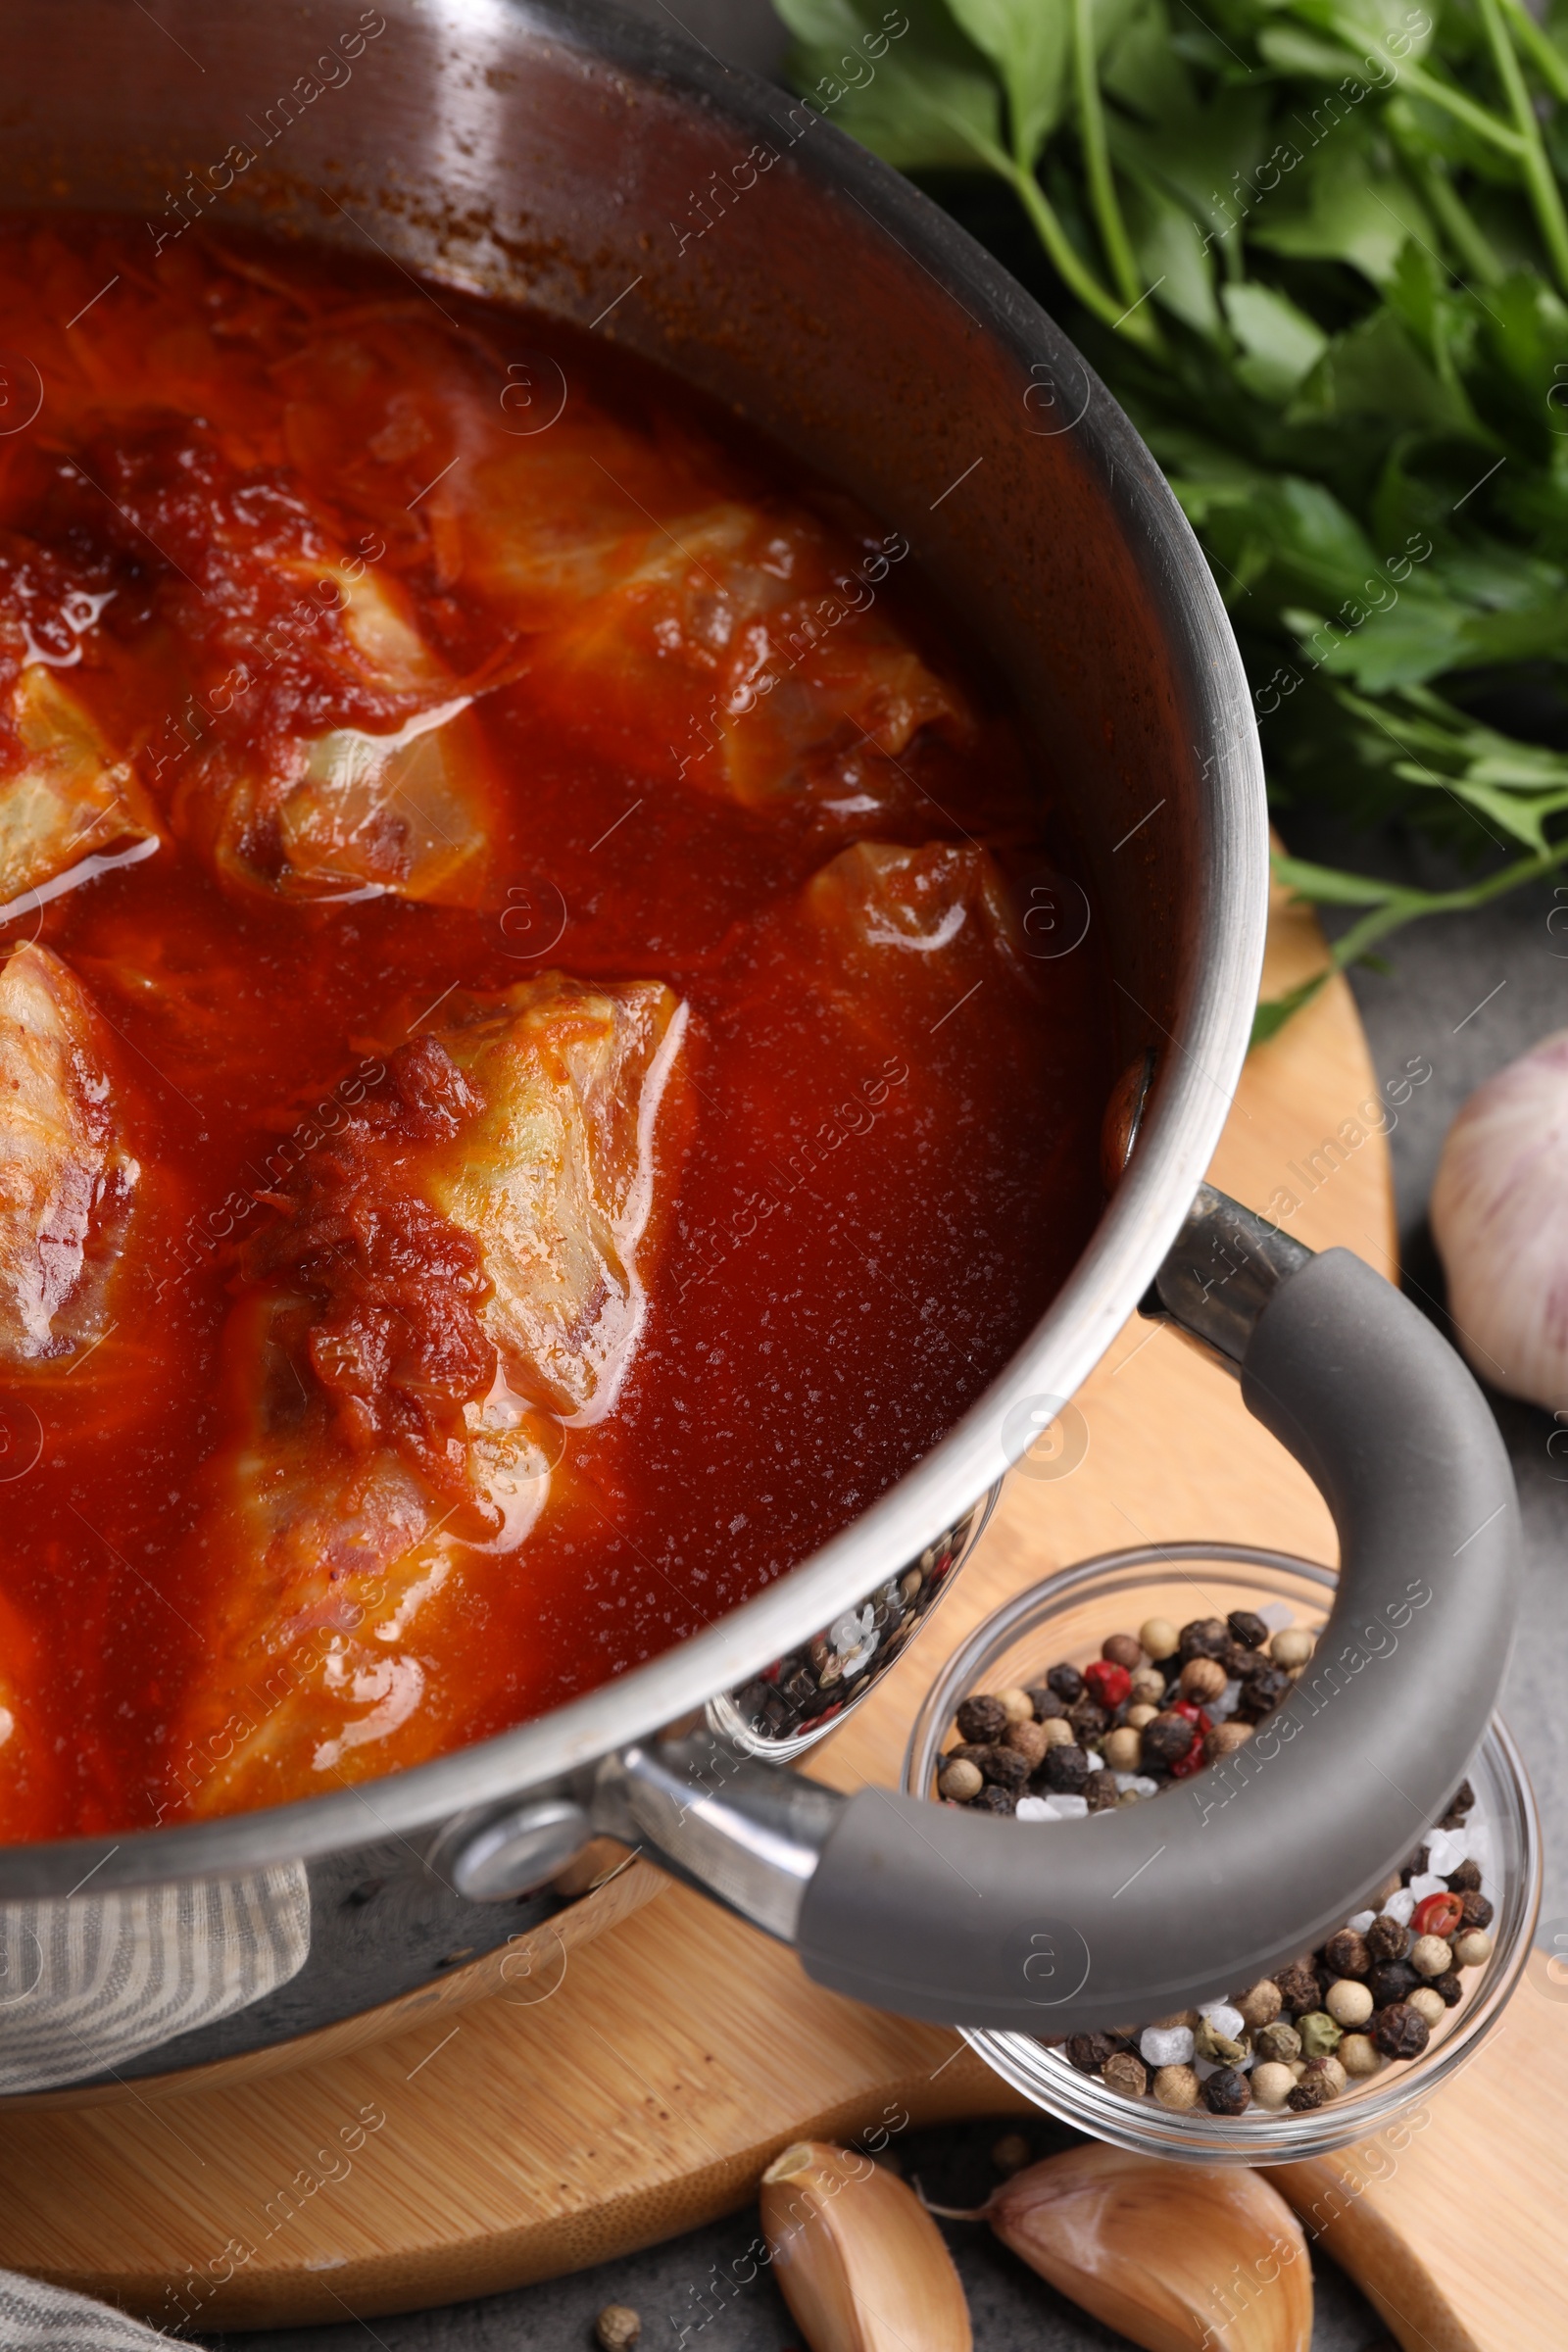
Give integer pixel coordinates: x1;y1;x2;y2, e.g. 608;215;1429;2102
0;0;1518;2096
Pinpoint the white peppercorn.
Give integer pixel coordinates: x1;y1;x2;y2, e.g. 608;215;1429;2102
1270;1626;1316;1668
1410;1934;1454;1979
1102;1726;1142;1772
1139;1616;1177;1660
1039;1717;1075;1749
1338;2034;1384;2078
1408;1986;1446;2029
1452;1928;1493;1968
1324;1979;1374;2029
997;1686;1035;1724
1152;2062;1200;2110
938;1759;983;1801
1250;2061;1296;2109
1124;1702;1158;1731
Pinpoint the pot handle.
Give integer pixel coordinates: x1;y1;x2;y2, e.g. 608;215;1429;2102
594;1190;1520;2032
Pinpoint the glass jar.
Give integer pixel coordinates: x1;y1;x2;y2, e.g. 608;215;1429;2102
902;1543;1542;2164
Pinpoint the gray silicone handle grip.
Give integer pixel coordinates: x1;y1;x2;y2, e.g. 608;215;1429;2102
795;1249;1519;2030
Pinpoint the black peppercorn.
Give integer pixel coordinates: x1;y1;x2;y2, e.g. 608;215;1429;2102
947;1742;991;1769
1368;1959;1420;2009
1323;1928;1371;1980
1220;1642;1264;1682
1272;1959;1322;2016
1086;1771;1119;1812
1045;1662;1084;1704
1365;1913;1411;1964
1069;1697;1110;1742
1399;1844;1430;1885
1043;1742;1092;1795
1445;1859;1482;1893
1459;1889;1494;1930
1201;2067;1251;2116
1178;1617;1229;1663
1066;2032;1122;2073
1226;1608;1269;1650
1438;1778;1475;1829
1286;2065;1333;2111
973;1785;1016;1815
1432;1971;1465;2008
1025;1685;1067;1722
1371;2001;1431;2060
1139;1711;1196;1771
976;1744;1029;1790
1235;1665;1291;1724
956;1694;1007;1744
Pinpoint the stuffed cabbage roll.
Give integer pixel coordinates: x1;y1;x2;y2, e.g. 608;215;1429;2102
492;503;971;810
800;838;1028;1034
172;973;690;1813
0;669;160;919
0;535;159;919
88;423;496;905
271;316;970;814
0;943;139;1363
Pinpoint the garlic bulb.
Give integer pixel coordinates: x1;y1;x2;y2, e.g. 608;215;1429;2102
985;2143;1310;2352
1431;1027;1568;1409
760;2140;971;2352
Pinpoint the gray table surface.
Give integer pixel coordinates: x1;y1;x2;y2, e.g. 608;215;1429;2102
212;6;1565;2344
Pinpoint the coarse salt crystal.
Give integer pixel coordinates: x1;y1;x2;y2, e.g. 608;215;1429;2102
1139;2025;1195;2067
1200;2001;1246;2040
1050;1793;1090;1818
1084;1750;1104;1771
1256;1601;1297;1631
1014;1797;1055;1823
1383;1886;1416;1926
1424;1828;1467;1875
1208;1679;1243;1723
1409;1874;1448;1904
1193;2055;1219;2081
1348;1910;1376;1934
1132;1775;1159;1797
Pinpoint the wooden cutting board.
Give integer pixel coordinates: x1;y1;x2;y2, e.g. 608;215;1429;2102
0;875;1557;2349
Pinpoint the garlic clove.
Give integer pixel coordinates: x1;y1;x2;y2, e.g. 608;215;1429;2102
986;2143;1310;2352
1431;1027;1568;1409
760;2138;971;2352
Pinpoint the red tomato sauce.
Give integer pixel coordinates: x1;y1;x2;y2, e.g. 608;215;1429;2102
0;218;1111;1838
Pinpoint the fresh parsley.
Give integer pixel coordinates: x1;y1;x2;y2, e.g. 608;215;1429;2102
775;0;1568;1033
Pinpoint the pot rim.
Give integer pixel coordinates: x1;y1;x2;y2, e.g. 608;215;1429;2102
0;0;1267;1893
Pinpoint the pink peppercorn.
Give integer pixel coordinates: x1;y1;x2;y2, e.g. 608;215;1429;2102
1083;1659;1132;1711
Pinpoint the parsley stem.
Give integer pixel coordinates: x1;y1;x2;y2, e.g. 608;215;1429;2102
1495;0;1568;105
1408;154;1504;287
1476;0;1568;297
974;133;1161;349
1298;835;1568;969
1071;0;1145;311
1322;21;1529;159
